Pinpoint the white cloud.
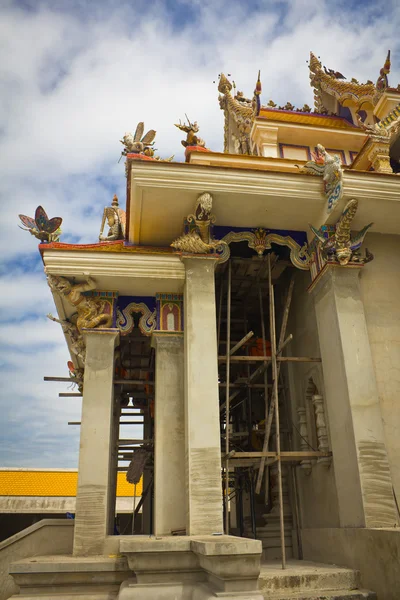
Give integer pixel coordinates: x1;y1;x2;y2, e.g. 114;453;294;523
1;0;399;467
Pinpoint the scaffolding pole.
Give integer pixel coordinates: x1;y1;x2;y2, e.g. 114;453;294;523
255;275;295;494
225;260;232;535
269;272;286;569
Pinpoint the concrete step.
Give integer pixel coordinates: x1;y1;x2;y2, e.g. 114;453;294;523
258;561;376;600
265;591;376;600
259;561;359;593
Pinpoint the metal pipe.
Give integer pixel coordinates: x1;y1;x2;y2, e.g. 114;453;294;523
225;260;232;535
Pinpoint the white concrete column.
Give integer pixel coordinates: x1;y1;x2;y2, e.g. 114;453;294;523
311;266;397;528
151;332;185;535
73;328;119;556
183;256;223;535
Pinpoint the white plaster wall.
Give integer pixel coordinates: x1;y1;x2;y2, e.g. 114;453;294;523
359;232;400;506
302;527;400;600
284;270;340;529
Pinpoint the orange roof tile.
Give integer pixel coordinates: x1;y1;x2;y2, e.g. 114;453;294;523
0;471;142;497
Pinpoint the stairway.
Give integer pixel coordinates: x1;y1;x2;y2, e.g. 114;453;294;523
258;561;376;600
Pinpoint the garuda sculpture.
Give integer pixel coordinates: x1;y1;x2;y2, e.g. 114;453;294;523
310;198;373;266
18;206;62;243
99;194;126;241
120;122;156;158
47;275;112;331
175;116;206;148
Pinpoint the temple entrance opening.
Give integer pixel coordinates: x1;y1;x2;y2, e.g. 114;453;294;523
215;246;326;560
114;318;154;535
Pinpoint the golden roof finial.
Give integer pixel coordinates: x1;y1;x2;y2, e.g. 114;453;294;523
376;50;391;91
218;73;233;95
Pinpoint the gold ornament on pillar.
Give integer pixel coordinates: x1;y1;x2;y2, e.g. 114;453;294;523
171;192;227;254
310;198;373;266
47;275;113;331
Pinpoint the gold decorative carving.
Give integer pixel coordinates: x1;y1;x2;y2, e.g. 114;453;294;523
99;194;126;241
120;122;156;158
219;229;311;270
171;231;225;254
367;145;393;174
47;275;113;331
310;198;373;266
171;192;226;254
175;117;206;148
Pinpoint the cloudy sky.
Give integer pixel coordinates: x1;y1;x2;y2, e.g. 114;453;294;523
1;0;399;469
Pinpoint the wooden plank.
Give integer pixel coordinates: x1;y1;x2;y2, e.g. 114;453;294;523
45;376;76;382
59;393;82;397
230;331;254;356
114;379;154;385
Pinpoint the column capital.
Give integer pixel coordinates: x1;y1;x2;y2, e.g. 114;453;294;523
151;331;184;350
81;328;120;345
308;262;363;296
181;254;220;266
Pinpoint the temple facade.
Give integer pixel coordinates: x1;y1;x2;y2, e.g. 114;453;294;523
3;52;400;599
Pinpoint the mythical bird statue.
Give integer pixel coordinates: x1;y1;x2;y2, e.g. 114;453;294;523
120;122;156;157
18;206;62;243
310;199;373;265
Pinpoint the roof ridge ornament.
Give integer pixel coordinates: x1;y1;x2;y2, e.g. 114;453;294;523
174;116;206;149
120;122;157;159
376;50;391;91
18;206;62;243
99;194;126;242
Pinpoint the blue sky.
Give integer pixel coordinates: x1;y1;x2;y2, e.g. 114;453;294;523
1;0;400;468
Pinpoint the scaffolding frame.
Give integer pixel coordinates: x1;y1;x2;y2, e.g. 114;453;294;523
217;254;329;570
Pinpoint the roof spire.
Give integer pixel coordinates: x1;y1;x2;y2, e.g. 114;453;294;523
253;70;262;116
376;50;391;91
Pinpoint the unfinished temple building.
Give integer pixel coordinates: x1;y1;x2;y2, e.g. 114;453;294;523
3;51;400;600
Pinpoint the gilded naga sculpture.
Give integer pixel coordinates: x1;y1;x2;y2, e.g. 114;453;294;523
175;116;206;148
171;192;227;254
310;198;373;266
99;194;126;241
18;206;62;243
47;275;113;331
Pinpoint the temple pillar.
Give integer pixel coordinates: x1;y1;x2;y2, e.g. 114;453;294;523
310;266;397;528
151;332;185;535
182;256;223;535
73;328;119;556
